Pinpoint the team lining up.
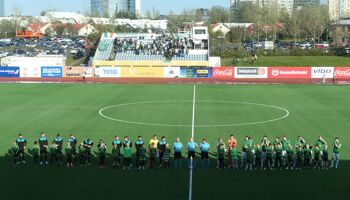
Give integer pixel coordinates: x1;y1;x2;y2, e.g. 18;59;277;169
11;133;342;170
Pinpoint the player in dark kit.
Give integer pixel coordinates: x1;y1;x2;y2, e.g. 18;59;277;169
65;142;73;167
98;139;107;168
54;134;64;165
68;134;78;163
38;132;49;165
304;144;312;168
313;145;321;169
112;136;122;168
158;136;167;167
78;143;86;166
11;142;19;165
16;134;27;164
83;138;94;165
135;136;144;167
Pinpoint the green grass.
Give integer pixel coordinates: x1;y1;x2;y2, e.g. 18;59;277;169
222;56;350;66
0;84;349;200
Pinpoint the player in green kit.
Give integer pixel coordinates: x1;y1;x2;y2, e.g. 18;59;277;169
230;146;238;170
123;143;132;169
65;142;73;167
217;144;225;169
10;142;19;165
32;141;39;164
330;137;341;169
254;144;262;170
98;139;107;169
49;142;58;165
274;142;283;170
313;145;321;169
295;136;306;149
241;136;250;168
138;144;147;170
295;145;303;170
281;136;290;165
286;145;294;170
216;138;225;168
315;136;327;151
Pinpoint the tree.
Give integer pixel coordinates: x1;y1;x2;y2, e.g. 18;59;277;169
226;27;245;43
300;5;330;44
285;10;302;43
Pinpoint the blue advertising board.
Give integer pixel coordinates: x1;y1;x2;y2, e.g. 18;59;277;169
41;66;62;78
180;67;212;78
0;66;20;77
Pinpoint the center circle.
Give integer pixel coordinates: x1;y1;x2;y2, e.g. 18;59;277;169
98;101;289;127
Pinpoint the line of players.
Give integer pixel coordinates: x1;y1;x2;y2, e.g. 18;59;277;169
11;132;342;170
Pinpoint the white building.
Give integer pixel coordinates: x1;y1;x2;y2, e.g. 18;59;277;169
46;12;89;24
329;0;350;20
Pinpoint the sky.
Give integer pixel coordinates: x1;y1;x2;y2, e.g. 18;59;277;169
4;0;228;16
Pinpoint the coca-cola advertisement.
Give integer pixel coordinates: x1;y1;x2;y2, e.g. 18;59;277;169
334;67;350;79
212;67;234;78
268;67;311;79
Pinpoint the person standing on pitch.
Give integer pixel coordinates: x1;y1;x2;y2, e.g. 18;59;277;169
11;142;19;165
322;144;329;169
241;136;250;168
54;134;64;165
187;137;198;169
199;138;210;168
16;134;27;164
158;136;167;167
68;134;78;163
330;137;341;169
83;138;94;165
65;142;73;167
227;135;237;168
281;136;290;165
261;135;270;168
98;139;107;169
38;132;49;165
173;137;183;168
112;136;122;168
135;136;144;167
216;138;225;168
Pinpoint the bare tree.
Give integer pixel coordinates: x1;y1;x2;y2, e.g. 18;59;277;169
301;5;329;45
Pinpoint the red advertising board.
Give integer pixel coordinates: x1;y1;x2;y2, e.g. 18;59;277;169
268;67;311;78
334;67;350;79
212;67;234;78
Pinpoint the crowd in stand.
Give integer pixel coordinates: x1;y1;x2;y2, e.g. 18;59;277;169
114;34;194;59
11;133;342;170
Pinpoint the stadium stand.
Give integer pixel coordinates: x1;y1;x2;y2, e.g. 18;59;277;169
93;27;209;62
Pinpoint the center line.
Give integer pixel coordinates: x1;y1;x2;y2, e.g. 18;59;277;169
189;84;196;200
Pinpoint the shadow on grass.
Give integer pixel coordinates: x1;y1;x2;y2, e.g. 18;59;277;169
1;151;349;200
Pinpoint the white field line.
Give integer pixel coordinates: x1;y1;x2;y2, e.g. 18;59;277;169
189;84;196;200
98;100;290;127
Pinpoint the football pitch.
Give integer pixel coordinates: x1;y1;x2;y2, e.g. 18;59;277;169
0;83;349;200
